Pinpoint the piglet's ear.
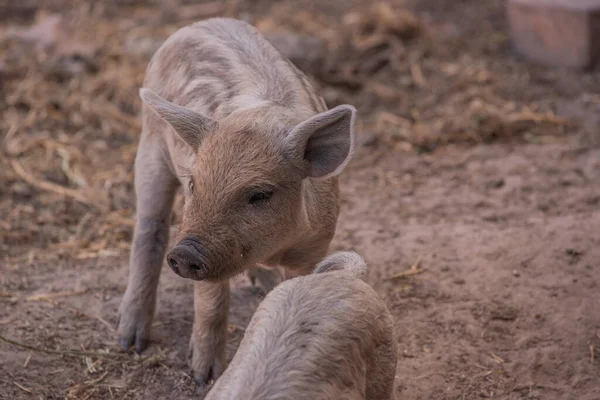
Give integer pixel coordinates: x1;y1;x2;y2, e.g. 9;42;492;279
139;88;215;150
313;251;367;281
285;105;356;180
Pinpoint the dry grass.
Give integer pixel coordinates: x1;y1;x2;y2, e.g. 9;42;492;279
387;256;425;280
0;2;595;397
0;0;580;263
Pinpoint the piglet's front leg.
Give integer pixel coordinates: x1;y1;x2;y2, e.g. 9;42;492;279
189;280;230;386
117;137;178;353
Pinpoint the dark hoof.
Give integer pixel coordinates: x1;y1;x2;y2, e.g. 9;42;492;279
118;336;149;354
118;336;133;352
249;286;263;296
193;367;214;387
135;337;149;354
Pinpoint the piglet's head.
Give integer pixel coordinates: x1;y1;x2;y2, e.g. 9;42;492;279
139;88;356;282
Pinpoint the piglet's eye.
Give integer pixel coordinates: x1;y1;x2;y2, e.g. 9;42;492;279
188;179;194;194
248;191;273;205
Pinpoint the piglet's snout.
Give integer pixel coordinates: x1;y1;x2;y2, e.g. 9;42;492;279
167;239;210;280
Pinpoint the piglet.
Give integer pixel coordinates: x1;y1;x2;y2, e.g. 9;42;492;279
205;251;398;400
116;17;357;385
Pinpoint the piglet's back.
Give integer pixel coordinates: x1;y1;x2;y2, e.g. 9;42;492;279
143;18;326;120
205;270;397;400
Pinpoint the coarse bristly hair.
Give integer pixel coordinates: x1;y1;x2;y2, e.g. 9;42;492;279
204;251;398;400
117;17;359;385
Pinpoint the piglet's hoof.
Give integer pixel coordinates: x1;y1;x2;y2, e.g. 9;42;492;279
117;293;154;354
117;336;149;354
188;337;226;388
192;366;215;387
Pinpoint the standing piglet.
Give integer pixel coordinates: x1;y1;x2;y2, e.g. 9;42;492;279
205;251;398;400
116;17;357;385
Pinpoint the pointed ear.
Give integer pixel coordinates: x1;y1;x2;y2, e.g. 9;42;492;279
139;88;215;150
285;105;356;179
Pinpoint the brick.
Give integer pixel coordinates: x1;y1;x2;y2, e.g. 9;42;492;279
507;0;600;69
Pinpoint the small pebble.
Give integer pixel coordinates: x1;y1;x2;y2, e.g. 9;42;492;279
512;269;520;277
11;182;32;197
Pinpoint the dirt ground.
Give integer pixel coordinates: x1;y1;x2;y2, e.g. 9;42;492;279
1;0;599;399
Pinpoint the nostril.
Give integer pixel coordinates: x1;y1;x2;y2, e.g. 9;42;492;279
189;264;201;271
168;257;178;269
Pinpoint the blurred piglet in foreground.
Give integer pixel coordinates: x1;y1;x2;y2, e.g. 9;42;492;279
117;17;357;385
205;251;398;400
